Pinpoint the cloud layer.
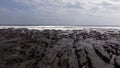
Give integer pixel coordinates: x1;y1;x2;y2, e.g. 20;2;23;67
0;0;120;25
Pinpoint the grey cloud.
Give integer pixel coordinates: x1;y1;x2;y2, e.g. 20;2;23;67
65;2;83;9
1;0;120;25
111;0;120;2
99;2;113;6
94;2;113;8
15;0;84;9
36;0;60;7
110;6;120;10
94;1;120;11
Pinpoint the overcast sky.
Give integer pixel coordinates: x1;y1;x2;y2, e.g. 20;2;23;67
0;0;120;25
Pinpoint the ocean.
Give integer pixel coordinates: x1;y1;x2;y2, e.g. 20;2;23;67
0;26;120;30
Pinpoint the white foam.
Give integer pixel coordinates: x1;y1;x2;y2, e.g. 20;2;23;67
0;26;120;31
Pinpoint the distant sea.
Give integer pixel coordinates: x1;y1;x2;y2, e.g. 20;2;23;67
0;25;120;30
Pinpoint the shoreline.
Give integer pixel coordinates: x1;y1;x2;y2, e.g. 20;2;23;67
0;26;120;30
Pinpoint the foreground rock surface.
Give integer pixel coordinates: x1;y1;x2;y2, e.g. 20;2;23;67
0;28;120;68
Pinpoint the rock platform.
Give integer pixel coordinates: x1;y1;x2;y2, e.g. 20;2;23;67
0;28;120;68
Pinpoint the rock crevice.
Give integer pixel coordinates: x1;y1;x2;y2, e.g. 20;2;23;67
0;28;120;68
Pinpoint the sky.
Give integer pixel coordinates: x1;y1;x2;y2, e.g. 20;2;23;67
0;0;120;25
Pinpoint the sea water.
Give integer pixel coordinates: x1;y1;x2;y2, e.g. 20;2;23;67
0;26;120;30
0;26;120;34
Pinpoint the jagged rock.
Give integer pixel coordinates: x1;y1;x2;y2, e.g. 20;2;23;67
85;45;114;68
0;28;120;68
115;56;120;67
0;64;6;68
93;44;110;63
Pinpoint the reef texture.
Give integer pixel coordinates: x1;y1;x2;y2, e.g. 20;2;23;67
0;28;120;68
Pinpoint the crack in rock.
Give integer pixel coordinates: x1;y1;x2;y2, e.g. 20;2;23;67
0;28;120;68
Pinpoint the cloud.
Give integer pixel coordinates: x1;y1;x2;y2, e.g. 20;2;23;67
111;0;120;2
3;0;120;17
1;0;120;25
13;0;120;12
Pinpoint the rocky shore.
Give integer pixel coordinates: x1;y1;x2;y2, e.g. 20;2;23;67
0;28;120;68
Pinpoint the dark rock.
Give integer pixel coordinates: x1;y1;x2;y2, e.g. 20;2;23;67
85;45;113;68
93;45;110;63
0;64;6;68
0;28;120;68
115;56;120;68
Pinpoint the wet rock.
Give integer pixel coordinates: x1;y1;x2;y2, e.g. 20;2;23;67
115;56;120;67
0;64;6;68
93;45;110;63
85;45;114;68
0;28;120;68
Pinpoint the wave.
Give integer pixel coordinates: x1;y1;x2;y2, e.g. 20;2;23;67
0;26;120;30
